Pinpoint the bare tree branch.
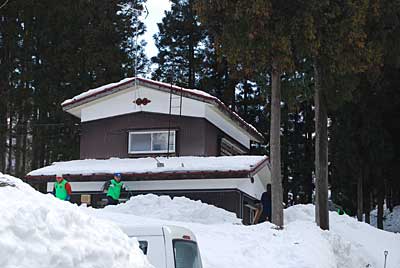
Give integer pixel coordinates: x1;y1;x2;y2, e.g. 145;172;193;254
0;0;10;9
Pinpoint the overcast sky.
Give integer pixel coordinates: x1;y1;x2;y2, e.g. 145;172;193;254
141;0;171;58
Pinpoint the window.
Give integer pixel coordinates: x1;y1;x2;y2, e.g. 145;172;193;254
138;241;148;255
128;130;176;154
173;240;202;268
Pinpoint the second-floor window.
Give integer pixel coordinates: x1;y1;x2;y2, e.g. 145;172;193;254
128;130;176;154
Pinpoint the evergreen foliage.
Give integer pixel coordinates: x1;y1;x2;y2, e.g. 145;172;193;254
0;0;148;177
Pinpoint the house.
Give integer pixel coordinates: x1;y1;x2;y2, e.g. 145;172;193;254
25;77;270;224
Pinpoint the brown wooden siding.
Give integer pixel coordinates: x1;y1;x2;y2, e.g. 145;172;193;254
80;112;248;159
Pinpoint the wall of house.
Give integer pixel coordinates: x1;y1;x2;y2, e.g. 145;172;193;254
69;84;256;149
80;112;247;159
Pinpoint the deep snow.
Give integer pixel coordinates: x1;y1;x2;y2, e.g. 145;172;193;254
370;206;400;233
0;173;152;268
2;172;400;268
88;195;400;268
103;194;242;224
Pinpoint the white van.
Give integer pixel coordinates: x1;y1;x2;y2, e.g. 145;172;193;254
120;225;203;268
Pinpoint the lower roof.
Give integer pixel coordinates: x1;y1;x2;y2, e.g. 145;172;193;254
26;156;269;182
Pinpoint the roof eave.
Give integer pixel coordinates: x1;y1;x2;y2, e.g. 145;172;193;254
25;170;253;182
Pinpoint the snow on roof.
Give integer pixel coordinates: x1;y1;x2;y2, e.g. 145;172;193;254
61;77;215;107
61;77;135;106
61;77;264;141
27;155;268;177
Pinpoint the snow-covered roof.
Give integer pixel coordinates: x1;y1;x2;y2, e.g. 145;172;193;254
61;77;264;142
26;155;269;179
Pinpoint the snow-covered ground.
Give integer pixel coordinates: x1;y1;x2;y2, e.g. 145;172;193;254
0;173;152;268
370;206;400;233
87;195;400;268
2;172;400;268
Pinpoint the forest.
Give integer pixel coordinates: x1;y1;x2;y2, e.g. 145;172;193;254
1;0;399;229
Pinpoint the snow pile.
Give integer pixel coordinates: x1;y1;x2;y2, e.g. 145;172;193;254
0;173;152;268
93;199;400;268
285;204;400;268
27;155;266;176
370;206;400;233
103;194;242;224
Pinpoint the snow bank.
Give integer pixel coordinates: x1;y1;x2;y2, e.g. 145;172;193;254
0;173;152;268
27;155;266;176
103;194;242;224
93;198;400;268
285;204;400;268
370;206;400;233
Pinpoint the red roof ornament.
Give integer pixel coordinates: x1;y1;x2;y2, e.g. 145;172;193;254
134;98;151;106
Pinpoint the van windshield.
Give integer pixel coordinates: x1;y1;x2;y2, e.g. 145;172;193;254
173;240;202;268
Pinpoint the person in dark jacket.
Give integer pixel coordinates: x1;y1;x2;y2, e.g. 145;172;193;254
253;184;272;224
53;174;72;201
103;172;124;205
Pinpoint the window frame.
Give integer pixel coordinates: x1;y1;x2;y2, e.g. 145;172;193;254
128;130;176;154
172;239;203;268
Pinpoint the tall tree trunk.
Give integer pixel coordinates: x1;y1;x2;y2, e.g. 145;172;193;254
188;39;195;88
0;99;7;173
386;180;393;213
6;112;13;174
377;176;385;230
304;101;314;203
282;103;289;207
357;166;363;221
363;166;371;223
21;120;28;176
314;60;329;230
188;2;195;89
31;107;41;170
15;109;23;177
270;61;283;228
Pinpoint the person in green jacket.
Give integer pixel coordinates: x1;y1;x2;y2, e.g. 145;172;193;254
104;172;124;205
53;174;72;201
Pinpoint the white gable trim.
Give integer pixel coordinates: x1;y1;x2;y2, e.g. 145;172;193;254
67;85;254;148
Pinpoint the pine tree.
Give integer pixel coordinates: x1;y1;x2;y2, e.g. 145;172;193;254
1;0;149;174
152;0;205;88
195;0;307;228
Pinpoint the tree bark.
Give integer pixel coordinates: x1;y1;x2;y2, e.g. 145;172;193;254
0;98;7;173
314;60;329;230
364;190;372;224
304;102;314;203
270;60;284;228
282;103;289;207
377;177;385;230
6;111;13;174
363;166;371;223
357;166;363;221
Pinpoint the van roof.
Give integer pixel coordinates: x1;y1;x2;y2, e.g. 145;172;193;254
119;224;197;242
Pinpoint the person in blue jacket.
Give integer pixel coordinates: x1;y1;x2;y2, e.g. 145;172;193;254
253;184;272;224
